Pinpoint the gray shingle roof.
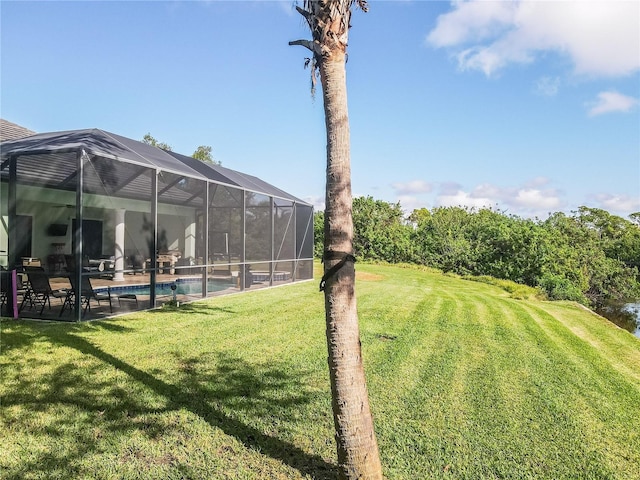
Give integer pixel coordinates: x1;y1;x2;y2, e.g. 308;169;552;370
0;127;311;206
0;119;36;141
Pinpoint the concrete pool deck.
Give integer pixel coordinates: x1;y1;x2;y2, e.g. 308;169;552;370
11;271;293;321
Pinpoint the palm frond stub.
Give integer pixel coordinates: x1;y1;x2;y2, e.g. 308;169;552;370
290;0;367;96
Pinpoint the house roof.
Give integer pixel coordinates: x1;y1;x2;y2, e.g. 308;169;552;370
0;128;311;206
0;119;36;142
165;150;308;205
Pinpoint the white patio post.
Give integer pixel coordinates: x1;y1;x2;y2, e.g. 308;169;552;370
185;220;196;266
113;208;126;281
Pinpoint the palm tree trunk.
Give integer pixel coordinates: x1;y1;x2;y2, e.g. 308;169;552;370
320;48;383;480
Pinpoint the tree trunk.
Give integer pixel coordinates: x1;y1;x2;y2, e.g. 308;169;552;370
320;48;383;480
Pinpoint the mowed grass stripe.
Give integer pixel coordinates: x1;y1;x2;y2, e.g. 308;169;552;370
379;283;500;475
518;301;640;399
146;284;325;363
2;263;639;479
419;292;547;478
534;300;640;383
378;287;503;477
355;267;475;476
357;266;446;395
377;284;625;479
372;294;466;478
458;295;616;479
515;301;640;479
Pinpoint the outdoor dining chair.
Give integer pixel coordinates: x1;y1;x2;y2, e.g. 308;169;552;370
19;267;68;315
62;273;112;317
0;269;11;310
1;269;27;312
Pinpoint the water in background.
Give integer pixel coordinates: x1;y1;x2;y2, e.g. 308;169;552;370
597;302;640;338
97;278;235;298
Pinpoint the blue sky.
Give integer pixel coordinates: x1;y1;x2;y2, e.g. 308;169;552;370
2;0;639;219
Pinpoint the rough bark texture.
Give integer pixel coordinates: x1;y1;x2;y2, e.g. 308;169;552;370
320;50;383;480
290;1;383;478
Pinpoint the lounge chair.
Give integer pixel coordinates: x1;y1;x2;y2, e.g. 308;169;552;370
19;267;67;315
62;273;112;317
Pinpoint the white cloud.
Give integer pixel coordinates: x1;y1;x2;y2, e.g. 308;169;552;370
396;195;429;213
535;76;561;97
436;189;495;209
390;177;639;218
304;195;325;212
427;1;516;47
471;182;502;198
427;1;640;78
390;180;434;213
439;181;463;196
524;176;552;188
587;91;639;117
433;178;565;217
390;177;638;218
391;179;433;195
511;188;562;210
589;193;640;214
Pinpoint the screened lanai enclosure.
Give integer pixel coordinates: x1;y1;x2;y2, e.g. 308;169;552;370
0;129;314;321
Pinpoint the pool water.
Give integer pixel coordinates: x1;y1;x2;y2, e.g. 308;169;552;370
98;278;235;298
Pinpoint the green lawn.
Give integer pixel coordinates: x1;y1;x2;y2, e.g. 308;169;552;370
2;264;639;479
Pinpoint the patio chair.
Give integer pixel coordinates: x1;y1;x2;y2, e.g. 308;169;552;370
1;269;27;311
19;267;68;315
0;269;9;309
126;254;146;274
63;273;112;316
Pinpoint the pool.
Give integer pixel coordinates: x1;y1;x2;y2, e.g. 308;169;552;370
250;271;291;282
97;277;235;298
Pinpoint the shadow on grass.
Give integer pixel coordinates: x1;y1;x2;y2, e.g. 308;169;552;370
0;318;135;351
150;301;238;315
2;328;336;479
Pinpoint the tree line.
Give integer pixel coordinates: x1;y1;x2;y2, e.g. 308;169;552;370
314;197;640;308
142;133;219;164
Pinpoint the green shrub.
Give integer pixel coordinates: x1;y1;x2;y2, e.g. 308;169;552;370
464;275;540;300
538;273;588;304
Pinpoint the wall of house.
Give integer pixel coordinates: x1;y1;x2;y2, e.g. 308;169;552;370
121;209;197;263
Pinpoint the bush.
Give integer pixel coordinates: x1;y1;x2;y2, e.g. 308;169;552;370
464;275;540;300
538;273;588;304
